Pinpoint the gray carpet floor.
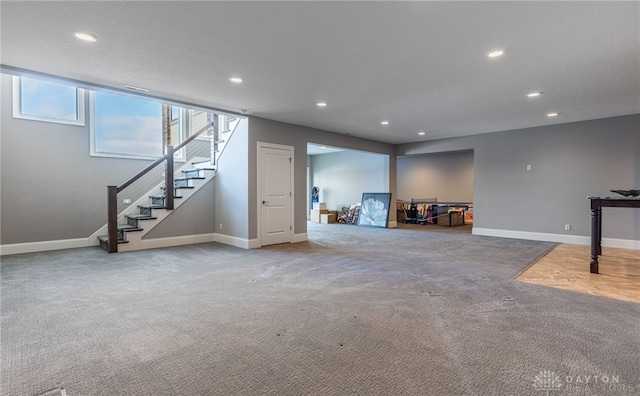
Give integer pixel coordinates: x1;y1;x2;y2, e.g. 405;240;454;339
1;222;639;396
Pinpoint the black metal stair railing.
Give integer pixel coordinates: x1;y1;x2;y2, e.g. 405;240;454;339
105;121;214;253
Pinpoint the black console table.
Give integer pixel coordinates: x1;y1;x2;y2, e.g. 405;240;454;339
588;196;640;274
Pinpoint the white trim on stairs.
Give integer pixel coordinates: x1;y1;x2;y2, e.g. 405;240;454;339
117;233;217;252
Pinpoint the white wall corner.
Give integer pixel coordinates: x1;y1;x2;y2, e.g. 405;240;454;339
387;221;398;228
292;233;308;243
248;239;261;249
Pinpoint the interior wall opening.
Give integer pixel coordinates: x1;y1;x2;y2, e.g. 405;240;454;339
307;143;390;225
396;149;474;230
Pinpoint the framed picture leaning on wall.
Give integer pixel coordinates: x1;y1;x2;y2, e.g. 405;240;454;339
358;192;392;228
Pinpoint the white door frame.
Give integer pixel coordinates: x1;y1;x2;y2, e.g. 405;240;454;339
256;141;295;247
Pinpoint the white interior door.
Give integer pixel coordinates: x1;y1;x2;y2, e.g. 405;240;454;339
259;144;292;246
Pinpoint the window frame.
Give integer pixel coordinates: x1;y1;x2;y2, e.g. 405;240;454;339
89;90;164;160
12;75;86;126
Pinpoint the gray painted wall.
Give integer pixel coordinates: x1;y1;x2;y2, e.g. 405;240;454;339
396;115;640;241
143;178;215;239
0;74;157;244
4;67;636;248
214;118;250;240
247;116;397;240
310;150;388;211
397;151;474;203
1;72;221;246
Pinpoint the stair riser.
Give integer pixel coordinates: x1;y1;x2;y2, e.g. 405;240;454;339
174;179;193;188
127;218;139;227
184;169;205;178
139;207;152;216
160;187;184;196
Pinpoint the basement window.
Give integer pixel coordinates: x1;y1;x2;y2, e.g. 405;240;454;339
12;76;85;126
89;90;163;159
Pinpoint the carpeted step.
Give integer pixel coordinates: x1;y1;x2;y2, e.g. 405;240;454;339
138;204;164;216
125;213;156;227
149;194;182;206
174;177;202;188
97;235;128;251
183;169;210;179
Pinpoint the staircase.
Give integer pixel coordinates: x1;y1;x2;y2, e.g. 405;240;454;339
98;160;216;252
96;114;243;253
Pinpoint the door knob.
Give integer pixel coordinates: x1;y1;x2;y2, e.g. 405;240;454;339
262;200;268;204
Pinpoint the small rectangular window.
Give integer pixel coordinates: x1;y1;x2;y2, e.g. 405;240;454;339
12;76;85;126
90;91;163;159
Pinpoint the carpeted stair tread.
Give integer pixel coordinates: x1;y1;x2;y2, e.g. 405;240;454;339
125;214;156;220
182;169;211;175
148;194;182;199
138;204;165;209
117;224;142;232
97;235;128;244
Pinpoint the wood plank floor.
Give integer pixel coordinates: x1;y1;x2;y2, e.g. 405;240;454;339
517;244;640;304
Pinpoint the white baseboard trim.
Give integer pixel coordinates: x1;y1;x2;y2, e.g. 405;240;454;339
214;233;253;249
603;238;640;250
243;233;308;249
118;233;217;252
292;232;308;243
387;221;398;228
472;228;640;250
0;238;93;256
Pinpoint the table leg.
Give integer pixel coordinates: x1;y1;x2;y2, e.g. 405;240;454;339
597;206;603;255
590;206;600;273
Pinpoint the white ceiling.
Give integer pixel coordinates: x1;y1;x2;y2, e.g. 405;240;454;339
1;1;639;145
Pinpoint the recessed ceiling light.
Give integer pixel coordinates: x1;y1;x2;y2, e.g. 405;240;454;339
124;85;149;93
321;146;327;149
547;112;559;117
418;132;426;136
486;49;505;58
74;32;97;42
229;77;243;83
317;102;327;107
527;92;542;97
380;121;390;125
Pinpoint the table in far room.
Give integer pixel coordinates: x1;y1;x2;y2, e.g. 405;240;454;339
588;196;640;274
